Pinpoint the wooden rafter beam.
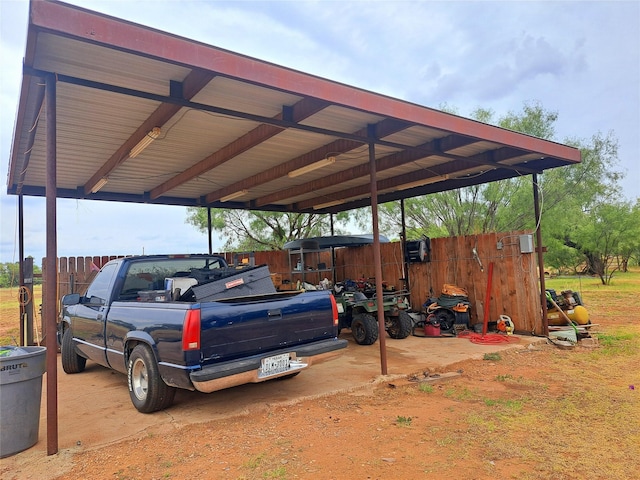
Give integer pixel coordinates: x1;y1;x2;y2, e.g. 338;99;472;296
84;69;215;195
255;134;477;207
207;118;410;205
150;97;329;200
294;146;543;210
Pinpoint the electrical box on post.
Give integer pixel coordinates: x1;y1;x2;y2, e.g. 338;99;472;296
519;234;534;254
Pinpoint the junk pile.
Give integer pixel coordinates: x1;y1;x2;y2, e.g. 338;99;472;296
546;289;590;326
545;289;596;347
413;284;471;337
424;284;471;333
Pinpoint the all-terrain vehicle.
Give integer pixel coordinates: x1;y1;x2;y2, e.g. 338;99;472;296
333;287;413;345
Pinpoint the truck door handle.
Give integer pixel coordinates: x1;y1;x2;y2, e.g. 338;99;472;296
267;309;282;321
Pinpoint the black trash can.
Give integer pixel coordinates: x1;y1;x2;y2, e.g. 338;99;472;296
0;345;46;458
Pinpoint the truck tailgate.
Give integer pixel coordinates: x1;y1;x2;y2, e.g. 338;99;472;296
199;290;337;363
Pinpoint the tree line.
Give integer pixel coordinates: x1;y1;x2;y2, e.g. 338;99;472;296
0;261;42;288
186;101;640;285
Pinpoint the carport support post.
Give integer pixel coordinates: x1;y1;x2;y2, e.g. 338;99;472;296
18;194;25;345
400;199;410;291
533;174;549;336
368;128;388;375
207;207;213;254
45;73;59;455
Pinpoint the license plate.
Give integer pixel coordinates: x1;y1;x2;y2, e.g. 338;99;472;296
259;353;291;377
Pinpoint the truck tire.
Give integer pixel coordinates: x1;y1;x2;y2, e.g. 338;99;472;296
351;313;379;345
127;344;176;413
386;310;413;339
61;326;86;374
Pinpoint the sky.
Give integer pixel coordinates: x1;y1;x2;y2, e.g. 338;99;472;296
1;0;639;266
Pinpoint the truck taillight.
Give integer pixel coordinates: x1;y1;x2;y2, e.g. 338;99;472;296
183;309;201;351
330;294;339;327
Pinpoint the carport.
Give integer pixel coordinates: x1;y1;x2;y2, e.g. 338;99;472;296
6;0;581;455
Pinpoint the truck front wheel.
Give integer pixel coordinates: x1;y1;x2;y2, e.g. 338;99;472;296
127;344;176;413
61;326;86;374
351;314;379;345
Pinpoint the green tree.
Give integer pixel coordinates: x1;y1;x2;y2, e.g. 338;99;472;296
0;263;19;288
619;200;640;270
0;260;42;288
561;201;639;284
540;131;627;277
185;208;351;251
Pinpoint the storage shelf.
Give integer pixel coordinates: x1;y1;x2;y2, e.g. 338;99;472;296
287;247;334;285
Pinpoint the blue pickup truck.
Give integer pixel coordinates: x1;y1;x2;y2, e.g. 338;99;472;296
58;254;347;413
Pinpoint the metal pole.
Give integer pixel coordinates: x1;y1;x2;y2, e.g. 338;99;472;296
45;73;59;455
19;195;25;345
23;258;34;346
400;199;410;292
532;174;548;336
207;207;213;254
482;262;495;336
368;126;387;375
330;214;336;284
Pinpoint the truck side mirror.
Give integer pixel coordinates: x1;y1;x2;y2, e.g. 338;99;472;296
61;293;80;305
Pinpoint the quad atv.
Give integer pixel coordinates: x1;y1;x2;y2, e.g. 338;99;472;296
333;289;413;345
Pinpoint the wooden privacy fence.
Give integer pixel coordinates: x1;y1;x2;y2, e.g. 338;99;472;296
333;231;540;334
44;230;543;335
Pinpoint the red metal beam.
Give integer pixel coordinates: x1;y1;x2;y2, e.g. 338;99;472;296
45;73;58;456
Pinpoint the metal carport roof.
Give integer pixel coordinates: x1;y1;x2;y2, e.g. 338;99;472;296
6;0;581;456
8;0;580;213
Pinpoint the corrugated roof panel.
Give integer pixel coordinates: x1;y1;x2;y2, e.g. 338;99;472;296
34;33;191;96
300;105;385;135
110;116;266;196
383;125;450;146
56;86;162;190
448;140;502;157
192;76;302;118
165;129;339;199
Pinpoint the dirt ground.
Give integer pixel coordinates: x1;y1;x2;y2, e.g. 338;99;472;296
2;286;639;480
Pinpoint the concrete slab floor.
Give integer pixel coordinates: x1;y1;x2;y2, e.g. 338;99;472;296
15;332;545;459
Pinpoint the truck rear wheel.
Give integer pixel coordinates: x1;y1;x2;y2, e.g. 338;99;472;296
351;314;379;345
386;310;413;339
127;344;176;413
61;326;86;374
